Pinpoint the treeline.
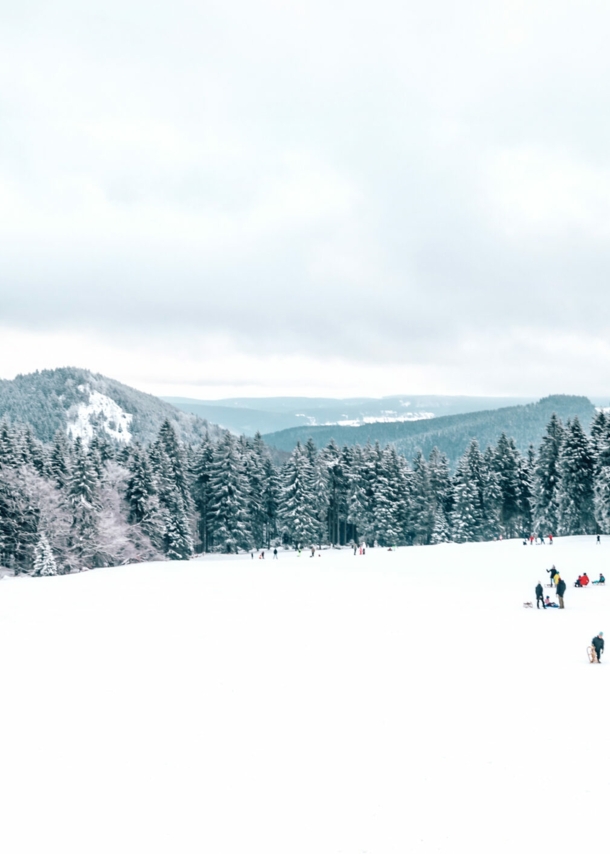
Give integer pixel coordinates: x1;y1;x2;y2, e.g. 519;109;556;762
263;394;596;467
0;410;609;574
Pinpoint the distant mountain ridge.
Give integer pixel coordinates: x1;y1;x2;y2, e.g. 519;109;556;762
163;394;539;437
262;395;597;466
0;368;223;445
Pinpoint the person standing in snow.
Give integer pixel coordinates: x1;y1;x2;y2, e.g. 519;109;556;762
273;548;278;559
592;632;604;663
547;565;558;586
535;582;546;609
556;577;566;609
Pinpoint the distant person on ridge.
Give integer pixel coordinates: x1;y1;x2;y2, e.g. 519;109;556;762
556;576;566;609
597;535;601;544
535;582;546;609
273;548;278;559
592;632;604;663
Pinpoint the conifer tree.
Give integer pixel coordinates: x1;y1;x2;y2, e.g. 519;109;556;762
374;446;408;546
50;430;71;488
152;420;193;515
409;451;434;544
191;432;215;552
535;414;565;536
430;507;452;543
278;442;320;547
451;441;497;542
557;417;595;535
33;532;58;576
241;433;269;549
492;434;524;538
0;421;18;468
208;432;251;553
162;491;194;560
320;441;350;545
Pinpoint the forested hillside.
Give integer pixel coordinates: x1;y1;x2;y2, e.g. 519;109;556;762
2;404;610;574
0;368;222;445
263;395;596;466
164;394;537;436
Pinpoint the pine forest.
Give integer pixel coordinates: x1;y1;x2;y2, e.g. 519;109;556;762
0;410;608;575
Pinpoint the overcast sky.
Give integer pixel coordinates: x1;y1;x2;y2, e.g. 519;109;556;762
2;0;610;399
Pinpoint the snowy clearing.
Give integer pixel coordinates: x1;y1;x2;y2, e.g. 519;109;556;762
67;387;133;444
1;537;609;853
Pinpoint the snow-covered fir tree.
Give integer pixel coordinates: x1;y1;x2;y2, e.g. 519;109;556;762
33;532;57;576
278;442;321;547
208;432;251;553
191;432;215;552
557;417;595;535
534;414;565;536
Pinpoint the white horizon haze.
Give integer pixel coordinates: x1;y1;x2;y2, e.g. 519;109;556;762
2;1;610;398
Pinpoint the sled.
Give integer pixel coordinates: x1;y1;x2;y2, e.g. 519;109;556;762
587;646;599;663
523;601;533;608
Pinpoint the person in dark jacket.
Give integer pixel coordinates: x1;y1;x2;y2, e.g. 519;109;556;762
535;582;546;609
547;566;558;585
592;632;604;663
556;577;566;609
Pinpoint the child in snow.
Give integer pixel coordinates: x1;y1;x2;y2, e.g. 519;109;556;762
593;574;605;585
544;596;558;608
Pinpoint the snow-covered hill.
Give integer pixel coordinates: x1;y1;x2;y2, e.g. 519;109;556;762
0;367;224;445
1;537;608;853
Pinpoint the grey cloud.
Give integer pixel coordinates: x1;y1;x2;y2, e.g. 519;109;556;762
2;0;610;392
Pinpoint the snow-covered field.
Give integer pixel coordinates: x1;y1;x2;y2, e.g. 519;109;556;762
1;538;608;853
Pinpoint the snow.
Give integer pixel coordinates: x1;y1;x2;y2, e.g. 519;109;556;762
334;413;435;426
67;387;133;444
1;537;609;853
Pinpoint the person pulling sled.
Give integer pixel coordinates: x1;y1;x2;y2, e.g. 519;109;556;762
588;632;605;663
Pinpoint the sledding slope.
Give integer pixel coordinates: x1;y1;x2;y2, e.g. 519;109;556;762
0;537;608;854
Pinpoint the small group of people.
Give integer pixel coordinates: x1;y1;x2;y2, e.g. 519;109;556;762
250;548;279;559
574;572;605;586
535;583;560;608
536;573;566;609
525;534;553;545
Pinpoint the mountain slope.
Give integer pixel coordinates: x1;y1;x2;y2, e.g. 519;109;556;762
263;395;597;465
163;394;538;436
0;368;223;445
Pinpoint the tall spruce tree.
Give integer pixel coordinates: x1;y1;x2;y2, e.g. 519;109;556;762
208;432;251;553
191;432;215;552
278;442;320;547
66;438;100;566
557;417;595;535
535;414;565;536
